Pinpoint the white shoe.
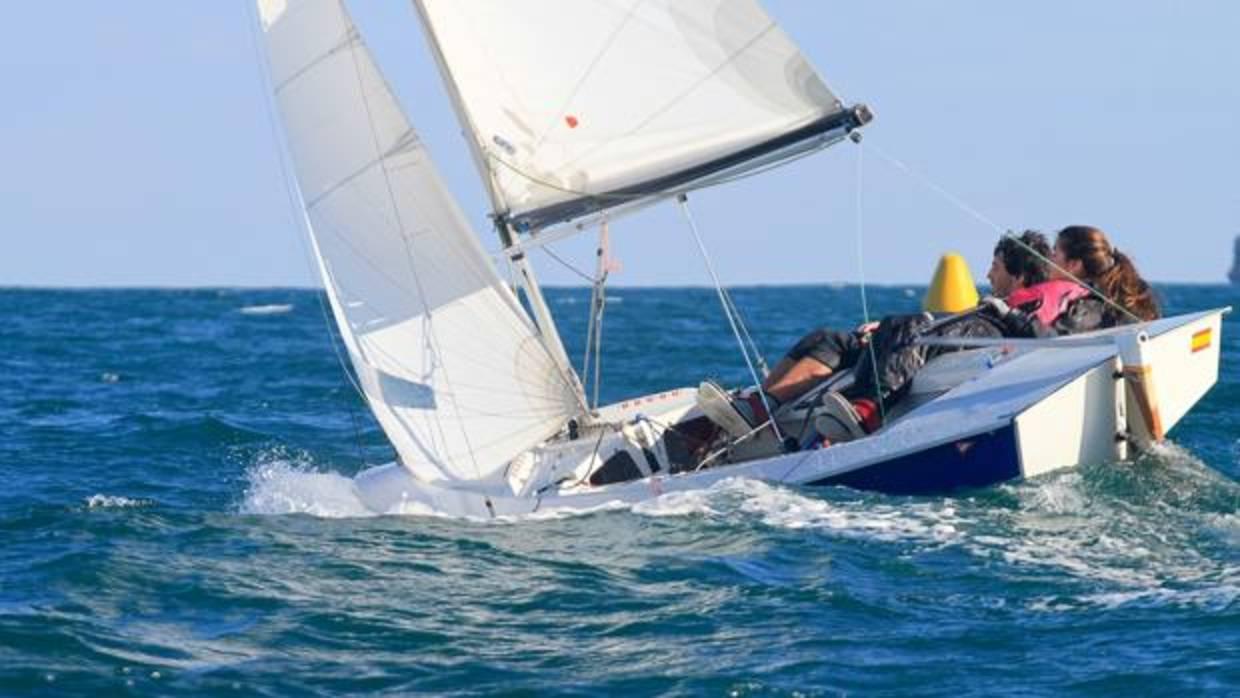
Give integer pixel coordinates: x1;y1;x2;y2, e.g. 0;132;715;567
695;380;755;438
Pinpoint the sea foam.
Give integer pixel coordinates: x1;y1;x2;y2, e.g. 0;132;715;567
84;494;149;509
241;458;372;518
633;477;963;545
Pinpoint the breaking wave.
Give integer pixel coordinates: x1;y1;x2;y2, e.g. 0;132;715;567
240;453;371;519
83;494;150;509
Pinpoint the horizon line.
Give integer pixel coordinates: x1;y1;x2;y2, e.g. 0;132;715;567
1;279;1231;292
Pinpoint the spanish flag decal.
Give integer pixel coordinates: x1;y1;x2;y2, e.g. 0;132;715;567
1191;328;1212;353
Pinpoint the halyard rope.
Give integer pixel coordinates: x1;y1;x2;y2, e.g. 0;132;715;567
677;195;784;443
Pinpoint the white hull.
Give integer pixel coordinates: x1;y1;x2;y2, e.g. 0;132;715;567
354;309;1227;518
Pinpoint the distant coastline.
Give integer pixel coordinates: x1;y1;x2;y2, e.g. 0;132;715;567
1230;235;1240;285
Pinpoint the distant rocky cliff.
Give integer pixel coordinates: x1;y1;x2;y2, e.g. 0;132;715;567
1232;236;1240;284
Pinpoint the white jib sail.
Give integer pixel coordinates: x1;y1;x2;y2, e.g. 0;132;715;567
415;0;850;230
257;0;583;484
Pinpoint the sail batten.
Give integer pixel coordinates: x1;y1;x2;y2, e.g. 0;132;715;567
258;0;582;484
416;0;865;231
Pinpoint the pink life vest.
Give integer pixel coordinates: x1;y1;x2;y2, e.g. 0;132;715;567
1006;280;1090;327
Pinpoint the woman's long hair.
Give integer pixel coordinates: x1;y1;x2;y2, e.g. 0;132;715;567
1056;226;1160;321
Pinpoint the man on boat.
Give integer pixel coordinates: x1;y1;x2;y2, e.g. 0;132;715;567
699;230;1091;444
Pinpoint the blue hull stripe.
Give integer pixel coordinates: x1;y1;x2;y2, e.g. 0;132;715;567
807;425;1021;495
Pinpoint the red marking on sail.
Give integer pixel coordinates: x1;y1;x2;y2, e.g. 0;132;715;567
565;115;579;128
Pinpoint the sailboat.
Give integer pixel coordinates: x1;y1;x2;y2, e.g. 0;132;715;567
254;0;1227;518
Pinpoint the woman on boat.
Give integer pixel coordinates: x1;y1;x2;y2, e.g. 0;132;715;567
701;226;1159;444
840;226;1160;436
700;231;1058;439
1048;225;1160;332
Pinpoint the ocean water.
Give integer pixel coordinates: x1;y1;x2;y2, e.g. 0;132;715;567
1;284;1236;696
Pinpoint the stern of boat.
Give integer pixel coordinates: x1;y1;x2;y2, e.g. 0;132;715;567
1118;308;1226;446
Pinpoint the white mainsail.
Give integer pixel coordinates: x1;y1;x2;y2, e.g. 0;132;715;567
415;0;867;231
257;0;583;484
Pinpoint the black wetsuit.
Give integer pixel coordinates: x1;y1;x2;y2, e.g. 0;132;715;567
847;306;1039;408
783;303;1046;417
1050;296;1135;335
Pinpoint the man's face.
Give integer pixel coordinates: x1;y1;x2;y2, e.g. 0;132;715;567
987;253;1020;297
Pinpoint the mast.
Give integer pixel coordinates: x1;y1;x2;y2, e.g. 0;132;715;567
411;0;587;409
495;216;584;402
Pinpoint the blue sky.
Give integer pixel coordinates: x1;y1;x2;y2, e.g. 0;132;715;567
1;1;1236;287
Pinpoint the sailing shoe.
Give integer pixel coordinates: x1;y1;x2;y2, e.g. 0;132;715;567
696;380;770;439
813;392;869;444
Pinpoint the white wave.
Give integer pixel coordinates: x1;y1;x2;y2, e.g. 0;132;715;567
740;482;963;544
1030;576;1240;612
240;451;630;523
1079;582;1239;611
632;489;720;518
1203;512;1240;547
625;469;1233;612
84;494;148;509
1019;472;1088;514
738;479;945;540
964;467;1240;610
631;477;963;545
493;500;631;524
241;459;373;518
238;304;294;316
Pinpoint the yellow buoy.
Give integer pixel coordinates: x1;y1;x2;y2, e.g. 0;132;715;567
923;253;979;313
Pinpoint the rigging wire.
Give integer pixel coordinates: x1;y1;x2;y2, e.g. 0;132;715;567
852;140;886;423
676;195;784;443
539;245;596;283
590;278;606;409
582;278;600;407
719;287;769;378
530;237;608;408
865;142;1143;325
243;0;369;459
535;227;618;411
578;222;612;410
590;223;613;409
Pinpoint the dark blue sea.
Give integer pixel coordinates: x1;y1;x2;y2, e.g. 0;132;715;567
2;285;1236;696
